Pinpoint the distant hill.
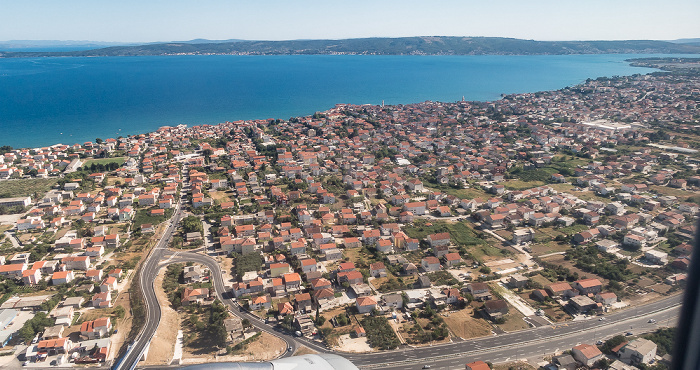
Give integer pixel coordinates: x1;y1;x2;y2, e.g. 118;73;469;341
0;40;133;49
2;36;700;57
670;38;700;44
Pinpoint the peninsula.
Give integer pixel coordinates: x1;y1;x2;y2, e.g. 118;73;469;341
2;36;700;58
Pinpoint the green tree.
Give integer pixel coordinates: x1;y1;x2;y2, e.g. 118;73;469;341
113;305;126;319
181;215;204;235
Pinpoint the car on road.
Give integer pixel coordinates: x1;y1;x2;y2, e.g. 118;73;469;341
288;347;293;352
599;317;605;321
648;319;656;323
626;332;634;336
596;340;604;345
422;365;431;369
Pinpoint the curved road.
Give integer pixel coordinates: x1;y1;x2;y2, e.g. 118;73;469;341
117;178;681;369
132;242;682;370
114;199;185;370
162;251;328;355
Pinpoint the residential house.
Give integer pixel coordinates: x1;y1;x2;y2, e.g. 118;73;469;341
572;343;604;367
466;283;492;301
569;295;599;313
426;232;451;247
181;287;209;306
80;317;111;340
313;288;335;309
482;299;508;320
443;252;462;268
618;338;657;365
369;262;386;278
421;257;441;272
465;361;491;370
92;291;112;308
294;293;313;312
51;270;74;285
249;295;271;310
356;296;377;314
381;293;403;309
545;282;577;299
573;278;603;295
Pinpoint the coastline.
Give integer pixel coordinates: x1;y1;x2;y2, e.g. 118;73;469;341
0;53;672;149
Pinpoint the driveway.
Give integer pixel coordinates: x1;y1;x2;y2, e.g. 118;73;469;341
494;282;539;318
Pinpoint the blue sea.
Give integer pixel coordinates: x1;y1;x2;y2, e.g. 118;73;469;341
0;54;684;148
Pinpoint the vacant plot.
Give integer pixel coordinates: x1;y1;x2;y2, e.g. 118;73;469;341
529;273;553;287
82;157;126;167
424;183;490;200
570;190;612;203
529;241;571;256
441;307;492;339
650;185;698;198
0;178;58;198
469;243;509;262
541;254;608;285
548;183;575;193
556;224;589;236
496;310;529;332
210;190;233;204
503;179;546;190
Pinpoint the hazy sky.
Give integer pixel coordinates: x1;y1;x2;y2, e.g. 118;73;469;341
1;0;698;43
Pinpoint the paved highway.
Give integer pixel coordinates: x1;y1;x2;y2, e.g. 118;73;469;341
347;295;681;369
114;198;185;370
117;166;681;370
126;233;681;370
140;246;681;370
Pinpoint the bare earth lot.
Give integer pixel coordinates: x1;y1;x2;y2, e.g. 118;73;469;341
441;307;492;339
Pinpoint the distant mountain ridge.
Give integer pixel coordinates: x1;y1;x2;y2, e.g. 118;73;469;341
2;36;700;57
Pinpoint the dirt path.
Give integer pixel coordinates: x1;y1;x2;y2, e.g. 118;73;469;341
143;268;180;365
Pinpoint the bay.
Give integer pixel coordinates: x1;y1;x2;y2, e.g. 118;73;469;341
0;54;681;148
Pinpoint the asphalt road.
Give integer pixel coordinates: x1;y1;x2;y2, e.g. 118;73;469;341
347;295;681;369
135;244;681;370
114;199;185;370
161;251;329;355
116;167;681;369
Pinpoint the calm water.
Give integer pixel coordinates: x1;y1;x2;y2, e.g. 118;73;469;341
0;54;678;148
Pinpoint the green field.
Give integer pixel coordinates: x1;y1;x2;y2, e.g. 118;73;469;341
82;157;126;167
0;178;58;198
403;219;484;246
502;179;546;191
